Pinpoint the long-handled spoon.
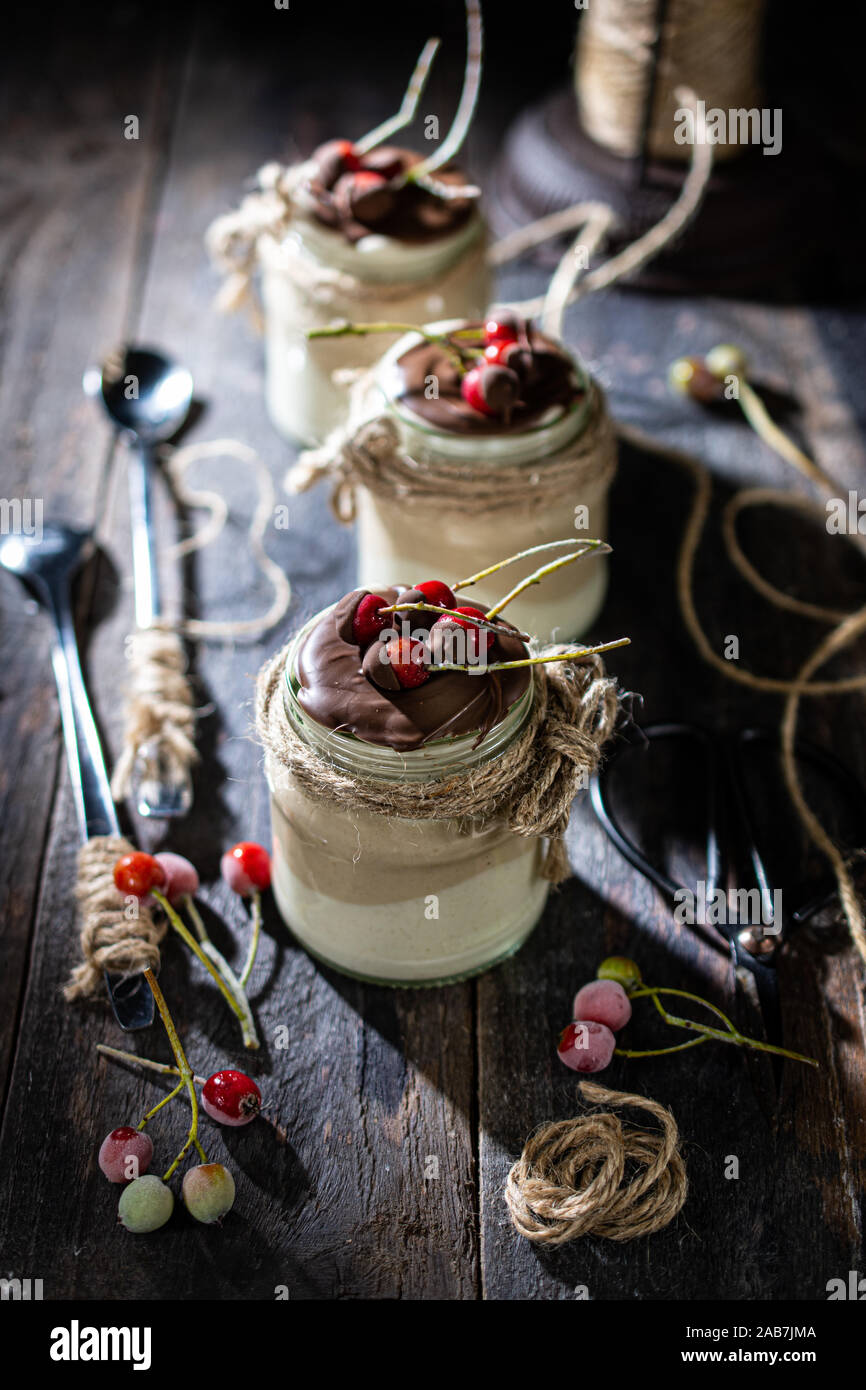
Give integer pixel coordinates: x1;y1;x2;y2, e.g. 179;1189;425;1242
84;345;195;818
0;523;154;1028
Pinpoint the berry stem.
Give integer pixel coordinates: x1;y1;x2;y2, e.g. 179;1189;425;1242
433;637;631;673
153;890;260;1051
142;968;208;1177
454;538;607;592
307;321;472;372
406;0;482;181
138;1079;185;1130
380;600;504;635
486;541;611;618
736;379;839;497
184;895;260;1048
636;984;818;1067
615;1036;711;1058
240;892;262;989
354;37;441;156
97;1043;207;1088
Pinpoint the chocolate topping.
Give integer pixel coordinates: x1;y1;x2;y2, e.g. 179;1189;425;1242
296;588;531;752
302;144;475;245
389;322;585;435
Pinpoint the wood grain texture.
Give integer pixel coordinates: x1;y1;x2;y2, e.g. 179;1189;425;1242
1;0;864;1301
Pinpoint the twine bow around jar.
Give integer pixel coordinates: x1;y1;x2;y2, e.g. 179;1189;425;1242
255;640;620;884
286;380;618;526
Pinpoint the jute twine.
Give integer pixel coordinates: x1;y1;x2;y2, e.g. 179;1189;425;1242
576;0;767;162
287;381;617;525
65;836;166;1000
505;1082;687;1245
255;640;619;885
618;420;866;970
110;626;197;802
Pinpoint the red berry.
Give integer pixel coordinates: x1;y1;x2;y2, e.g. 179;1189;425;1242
98;1126;154;1183
572;979;632;1032
383;637;429;688
221;842;271;896
352;593;389;647
431;606;494;661
414;580;456;611
557;1020;616;1074
460;366;496;417
313;137;360;172
153;851;199;904
483;313;519;347
113;852;166;899
483;340;519;367
202;1070;262;1127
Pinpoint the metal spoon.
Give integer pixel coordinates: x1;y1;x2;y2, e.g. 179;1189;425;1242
84;346;195;818
0;523;154;1029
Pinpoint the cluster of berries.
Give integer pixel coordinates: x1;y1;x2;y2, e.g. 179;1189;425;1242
309;138;404;227
460;313;532;421
114;841;271;1051
353;578;495;690
557;979;633;1074
99;1068;261;1233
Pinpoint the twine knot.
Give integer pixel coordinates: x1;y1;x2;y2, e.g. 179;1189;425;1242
505;1082;688;1245
65;836;167;1000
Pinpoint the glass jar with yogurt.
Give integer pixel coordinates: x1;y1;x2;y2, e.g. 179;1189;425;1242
352;323;616;643
264;606;549;986
258;146;491;446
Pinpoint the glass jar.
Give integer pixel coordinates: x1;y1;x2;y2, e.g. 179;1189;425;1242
264;612;550;986
354;328;614;643
259;213;491;447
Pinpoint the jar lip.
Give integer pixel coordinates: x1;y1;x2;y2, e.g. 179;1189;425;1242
374;321;593;454
272;207;486;285
282;607;535;781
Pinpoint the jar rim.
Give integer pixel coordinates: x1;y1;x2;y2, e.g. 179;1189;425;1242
374;320;593;459
282;607;535;783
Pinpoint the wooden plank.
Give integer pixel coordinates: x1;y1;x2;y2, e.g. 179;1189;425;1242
0;15;185;1105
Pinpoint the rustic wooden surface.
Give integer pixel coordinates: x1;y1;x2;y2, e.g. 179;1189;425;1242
1;2;864;1301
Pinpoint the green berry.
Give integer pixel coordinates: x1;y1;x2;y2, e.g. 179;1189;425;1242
596;956;642;992
705;343;747;380
182;1163;236;1225
118;1174;174;1233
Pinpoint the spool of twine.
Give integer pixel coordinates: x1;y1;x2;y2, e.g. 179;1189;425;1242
65;835;167;1000
576;0;767;162
286;381;617;525
255;640;620;885
505;1081;687;1245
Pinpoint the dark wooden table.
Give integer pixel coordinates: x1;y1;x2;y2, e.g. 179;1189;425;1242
2;2;865;1301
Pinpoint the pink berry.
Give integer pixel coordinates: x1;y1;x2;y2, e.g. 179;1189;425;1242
352;593;389;647
414;579;456;611
557;1020;616;1074
221;842;271;896
98;1126;154;1183
572;979;632;1032
153;852;200;904
202;1070;261;1127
